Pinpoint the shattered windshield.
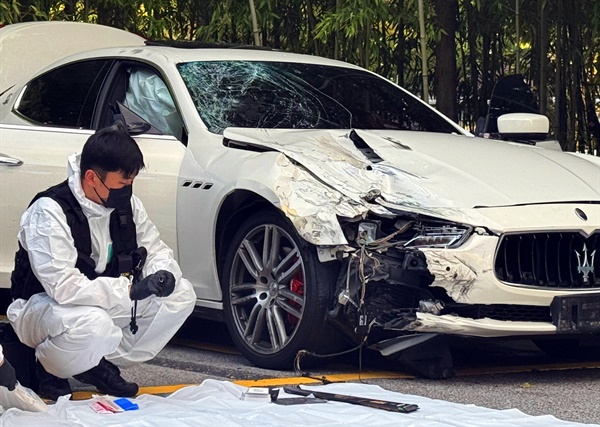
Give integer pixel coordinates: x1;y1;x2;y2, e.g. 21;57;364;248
177;61;459;135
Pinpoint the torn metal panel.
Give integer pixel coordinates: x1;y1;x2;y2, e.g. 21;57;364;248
272;154;368;245
402;312;557;337
420;235;511;304
221;126;595;245
421;250;481;302
370;333;439;357
224;128;456;215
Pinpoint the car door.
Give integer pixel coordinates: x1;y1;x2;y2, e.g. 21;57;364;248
93;61;187;258
0;58;185;289
0;59;112;289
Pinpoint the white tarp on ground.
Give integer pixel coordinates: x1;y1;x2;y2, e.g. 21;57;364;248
1;379;597;427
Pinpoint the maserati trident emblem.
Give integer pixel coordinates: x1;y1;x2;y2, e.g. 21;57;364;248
575;244;596;284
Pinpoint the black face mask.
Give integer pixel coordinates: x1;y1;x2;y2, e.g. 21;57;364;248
93;172;133;210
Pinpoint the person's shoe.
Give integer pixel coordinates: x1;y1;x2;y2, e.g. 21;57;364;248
74;358;138;397
36;362;73;401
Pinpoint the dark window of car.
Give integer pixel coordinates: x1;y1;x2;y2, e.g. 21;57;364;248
16;60;112;129
177;61;460;135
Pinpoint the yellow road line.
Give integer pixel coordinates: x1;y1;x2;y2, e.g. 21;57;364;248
68;361;600;401
233;371;414;387
234;361;600;388
70;372;411;400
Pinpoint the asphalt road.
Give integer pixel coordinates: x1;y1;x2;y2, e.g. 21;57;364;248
87;318;600;425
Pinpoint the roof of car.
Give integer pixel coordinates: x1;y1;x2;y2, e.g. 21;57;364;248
0;21;145;93
145;40;280;51
72;44;365;71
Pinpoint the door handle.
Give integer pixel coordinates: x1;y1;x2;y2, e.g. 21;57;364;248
0;153;23;166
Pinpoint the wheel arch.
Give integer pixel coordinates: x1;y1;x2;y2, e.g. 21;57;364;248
215;189;278;284
219;206;346;368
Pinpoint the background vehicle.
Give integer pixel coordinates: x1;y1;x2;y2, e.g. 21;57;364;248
1;22;598;377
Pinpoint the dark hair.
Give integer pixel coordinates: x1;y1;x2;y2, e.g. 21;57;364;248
80;122;145;180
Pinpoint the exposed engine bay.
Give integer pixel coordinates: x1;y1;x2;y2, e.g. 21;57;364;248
328;214;469;336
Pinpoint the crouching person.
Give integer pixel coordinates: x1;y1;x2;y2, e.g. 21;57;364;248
7;124;196;400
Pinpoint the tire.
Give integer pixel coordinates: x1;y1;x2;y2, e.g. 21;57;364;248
222;210;339;369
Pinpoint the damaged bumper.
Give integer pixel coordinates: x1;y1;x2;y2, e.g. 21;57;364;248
326;230;600;348
397;312;556;337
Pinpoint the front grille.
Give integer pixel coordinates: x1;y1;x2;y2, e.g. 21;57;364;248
495;232;600;288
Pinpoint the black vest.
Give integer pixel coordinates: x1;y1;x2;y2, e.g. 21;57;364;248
10;180;138;300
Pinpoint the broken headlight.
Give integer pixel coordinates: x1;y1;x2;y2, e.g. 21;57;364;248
344;217;471;250
404;224;471;249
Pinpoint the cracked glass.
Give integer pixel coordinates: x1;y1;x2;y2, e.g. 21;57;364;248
177;61;459;135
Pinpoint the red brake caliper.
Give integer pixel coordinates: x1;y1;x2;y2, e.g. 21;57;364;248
288;269;304;326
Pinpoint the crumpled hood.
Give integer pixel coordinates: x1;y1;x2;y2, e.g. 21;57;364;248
224;128;600;213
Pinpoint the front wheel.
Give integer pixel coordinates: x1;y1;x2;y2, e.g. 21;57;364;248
222;210;339;369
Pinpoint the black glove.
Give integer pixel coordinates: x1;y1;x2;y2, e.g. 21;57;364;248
0;358;17;391
130;270;176;300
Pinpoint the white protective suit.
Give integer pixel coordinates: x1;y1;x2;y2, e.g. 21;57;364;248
7;154;196;378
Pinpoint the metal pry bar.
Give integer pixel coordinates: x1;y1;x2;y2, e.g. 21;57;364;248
282;386;419;413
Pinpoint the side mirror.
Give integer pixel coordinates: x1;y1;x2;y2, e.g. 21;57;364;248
497;113;548;141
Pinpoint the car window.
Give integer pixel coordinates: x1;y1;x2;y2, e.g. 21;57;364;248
16;60;112;129
177;61;460;135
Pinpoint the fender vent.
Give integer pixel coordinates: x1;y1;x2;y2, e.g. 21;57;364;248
182;180;213;190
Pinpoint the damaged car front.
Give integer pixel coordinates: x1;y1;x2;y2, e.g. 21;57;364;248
178;55;599;377
222;122;600;376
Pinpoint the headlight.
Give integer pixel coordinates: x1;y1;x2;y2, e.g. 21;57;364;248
404;224;470;249
343;217;472;249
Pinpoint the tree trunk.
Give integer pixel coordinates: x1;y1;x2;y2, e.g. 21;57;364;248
584;85;600;155
305;0;319;55
480;23;492;119
554;0;567;149
538;0;548;115
433;0;458;121
271;0;281;48
570;5;586;153
334;0;341;59
465;0;480;124
394;0;405;86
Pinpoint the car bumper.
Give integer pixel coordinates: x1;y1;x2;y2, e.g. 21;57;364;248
404;312;556;337
421;234;600;306
395;229;600;337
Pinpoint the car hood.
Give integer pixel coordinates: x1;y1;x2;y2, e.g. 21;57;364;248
224;128;600;214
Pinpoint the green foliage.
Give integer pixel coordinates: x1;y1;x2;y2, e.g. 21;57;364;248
1;0;598;151
0;1;22;24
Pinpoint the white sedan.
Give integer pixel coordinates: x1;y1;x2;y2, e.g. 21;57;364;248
1;22;599;376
